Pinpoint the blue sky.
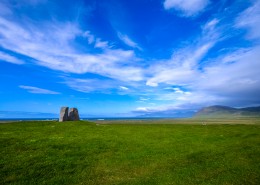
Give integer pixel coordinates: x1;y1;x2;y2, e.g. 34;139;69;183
0;0;260;118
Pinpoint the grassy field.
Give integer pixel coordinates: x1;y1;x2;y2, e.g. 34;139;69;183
1;119;260;185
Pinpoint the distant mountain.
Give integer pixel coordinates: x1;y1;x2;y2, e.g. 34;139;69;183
194;105;260;118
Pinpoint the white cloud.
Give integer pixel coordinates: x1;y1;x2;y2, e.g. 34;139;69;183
198;47;260;97
94;38;109;49
146;81;158;87
164;87;189;94
155;46;260;107
216;48;251;64
117;32;142;50
83;31;95;44
63;78;117;93
146;42;213;87
145;16;221;88
119;86;129;90
164;0;210;17
144;5;260;110
140;97;150;101
135;107;149;112
134;104;186;114
0;51;24;64
63;78;135;94
147;46;260;108
0;16;143;82
236;0;260;40
203;18;219;32
19;85;60;94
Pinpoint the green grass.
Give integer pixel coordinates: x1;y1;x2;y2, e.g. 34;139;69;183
1;119;260;185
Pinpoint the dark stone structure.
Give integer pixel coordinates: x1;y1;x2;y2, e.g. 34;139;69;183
59;107;80;122
68;108;80;121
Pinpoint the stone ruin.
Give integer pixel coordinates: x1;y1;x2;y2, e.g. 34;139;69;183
59;107;80;122
59;107;69;122
68;108;80;121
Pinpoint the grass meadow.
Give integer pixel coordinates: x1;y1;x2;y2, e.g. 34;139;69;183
1;119;260;184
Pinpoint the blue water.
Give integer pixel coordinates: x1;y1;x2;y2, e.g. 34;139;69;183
0;117;178;121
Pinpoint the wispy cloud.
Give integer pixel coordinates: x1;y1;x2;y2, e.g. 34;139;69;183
94;38;109;49
164;0;210;17
63;77;139;95
236;0;260;40
117;32;142;50
0;8;143;82
139;97;150;101
145;16;220;87
164;87;191;95
198;47;260;97
0;51;24;64
119;86;129;91
144;49;260;111
63;78;118;93
133;103;197;116
19;85;60;94
83;31;95;44
146;42;214;87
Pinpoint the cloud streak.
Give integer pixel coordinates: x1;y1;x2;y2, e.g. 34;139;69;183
63;78;119;93
19;85;60;94
164;0;210;17
146;41;214;87
117;32;142;50
0;12;143;82
0;51;24;64
236;0;260;40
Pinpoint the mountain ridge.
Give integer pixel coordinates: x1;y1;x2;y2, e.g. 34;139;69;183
195;105;260;118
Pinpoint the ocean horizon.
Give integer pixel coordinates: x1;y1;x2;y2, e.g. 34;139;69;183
0;117;187;122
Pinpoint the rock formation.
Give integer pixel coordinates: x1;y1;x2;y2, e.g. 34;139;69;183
68;108;80;121
59;107;80;122
59;107;69;122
